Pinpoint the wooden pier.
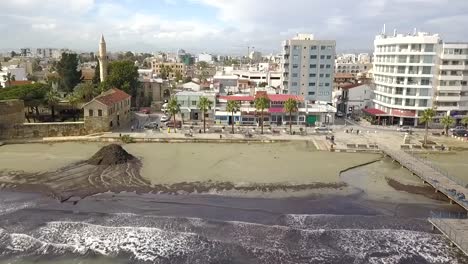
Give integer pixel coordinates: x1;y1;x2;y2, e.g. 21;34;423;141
380;146;468;211
429;213;468;255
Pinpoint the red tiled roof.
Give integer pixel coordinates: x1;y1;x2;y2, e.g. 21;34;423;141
267;94;303;102
95;88;131;106
9;80;33;86
363;108;388;116
219;95;254;101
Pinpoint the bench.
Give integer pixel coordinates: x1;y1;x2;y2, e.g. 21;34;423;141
213;129;223;133
357;144;368;149
412;145;423;150
368;144;378;149
400;145;411;150
272;129;280;135
347;144;357;148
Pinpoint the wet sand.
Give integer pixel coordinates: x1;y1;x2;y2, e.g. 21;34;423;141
419;151;468;185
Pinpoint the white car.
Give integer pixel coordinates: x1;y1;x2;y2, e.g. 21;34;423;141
450;126;465;132
160;115;171;123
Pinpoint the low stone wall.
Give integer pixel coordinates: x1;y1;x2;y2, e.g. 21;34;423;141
11;122;87;138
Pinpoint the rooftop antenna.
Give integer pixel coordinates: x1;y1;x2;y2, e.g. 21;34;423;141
383;24;386;35
393;29;397;37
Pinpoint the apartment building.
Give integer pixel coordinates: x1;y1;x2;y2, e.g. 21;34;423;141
434;43;468;120
372;32;440;126
151;61;185;79
281;34;336;102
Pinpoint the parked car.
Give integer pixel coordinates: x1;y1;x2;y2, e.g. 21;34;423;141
450;126;465;132
453;129;468;137
144;122;159;129
160;115;170;123
335;111;344;118
397;126;412;133
165;120;182;128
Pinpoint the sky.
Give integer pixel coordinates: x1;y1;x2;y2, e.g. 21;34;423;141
1;0;468;55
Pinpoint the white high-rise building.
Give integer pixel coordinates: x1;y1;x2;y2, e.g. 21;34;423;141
372;32;441;126
435;43;468;118
281;33;336;102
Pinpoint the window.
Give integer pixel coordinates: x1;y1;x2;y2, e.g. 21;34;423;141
98;109;102;116
310;64;316;68
320;64;325;69
326;65;331;68
309;82;316;86
192;101;197;106
319;83;324;87
293;55;299;60
293;64;299;69
320;55;325;59
292;73;298;77
321;46;326;50
325;74;331;77
88;109;94;116
325;83;330;87
319;74;324;77
326;55;332;59
309;73;316;77
310;55;317;59
462;81;467;86
311;46;317;50
308;91;315;95
292;82;298;86
293;45;299;50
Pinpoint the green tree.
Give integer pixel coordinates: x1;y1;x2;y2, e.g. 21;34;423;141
74;82;99;102
93;60;101;85
283;98;298;134
440;115;455;136
258;82;268;88
45;89;60;121
26;73;38;82
107;60;139;96
32;58;42;72
226;100;240;134
420;108;436;145
175;71;183;83
462;117;468;128
3;72;16;87
160;65;173;80
197;61;208;69
67;93;81;121
198;96;213;133
254;96;270;134
167;97;180;133
57;52;82;92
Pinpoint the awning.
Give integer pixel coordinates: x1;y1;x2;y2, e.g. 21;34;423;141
268;107;284;113
362;108;388;116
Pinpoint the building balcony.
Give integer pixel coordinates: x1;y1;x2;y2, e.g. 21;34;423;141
440;54;468;60
439;64;468;70
437;85;463;91
438;75;465;81
435;95;461;102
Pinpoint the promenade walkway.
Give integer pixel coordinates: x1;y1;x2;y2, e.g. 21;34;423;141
429;212;468;255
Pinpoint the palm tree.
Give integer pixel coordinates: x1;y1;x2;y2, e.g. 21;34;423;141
45;90;60;121
167;97;180;132
254;96;270;134
3;72;15;87
283;98;298;134
420;108;436;145
226;100;240;134
462;117;468;128
440;115;455;136
67;94;80;121
198;96;213;133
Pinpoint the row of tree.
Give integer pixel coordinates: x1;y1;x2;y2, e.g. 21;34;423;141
420;108;468;145
165;96;299;134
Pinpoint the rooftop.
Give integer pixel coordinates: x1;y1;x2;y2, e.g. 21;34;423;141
94;88;131;107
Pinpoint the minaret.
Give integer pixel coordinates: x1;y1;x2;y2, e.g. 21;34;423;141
98;34;108;82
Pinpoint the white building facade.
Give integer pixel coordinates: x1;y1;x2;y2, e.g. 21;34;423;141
281;34;336;102
372;32;440;126
435;43;468;121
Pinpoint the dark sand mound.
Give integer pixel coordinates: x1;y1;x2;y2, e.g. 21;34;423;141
87;144;135;165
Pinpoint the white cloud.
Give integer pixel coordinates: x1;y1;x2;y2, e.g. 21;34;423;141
0;0;467;53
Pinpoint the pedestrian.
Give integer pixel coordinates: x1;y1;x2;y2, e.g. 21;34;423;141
131;125;134;132
356;129;360;135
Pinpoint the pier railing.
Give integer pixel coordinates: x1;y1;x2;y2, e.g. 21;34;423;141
429;211;468;255
406;150;468;188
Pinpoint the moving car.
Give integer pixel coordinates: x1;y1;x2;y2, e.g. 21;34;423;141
397;126;412;133
160;115;170;123
450;126;465;132
453;129;468;137
335;111;344;118
314;126;332;133
165;120;182;128
144;122;159;129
